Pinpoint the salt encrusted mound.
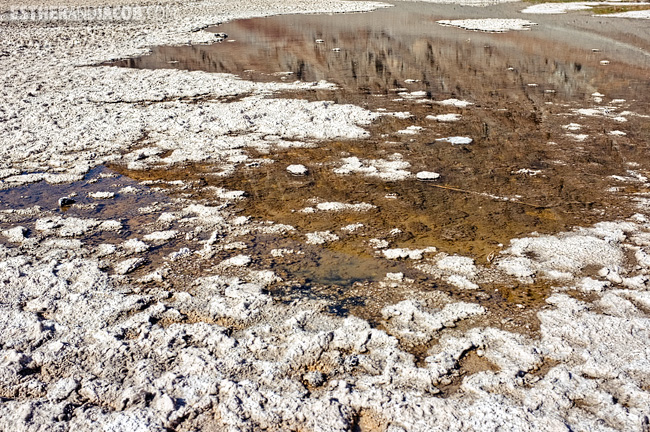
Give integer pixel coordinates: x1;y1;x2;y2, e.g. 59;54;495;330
287;164;309;175
496;222;630;281
381;300;486;345
333;155;412;181
416;171;441;181
437;19;537;32
2;226;28;243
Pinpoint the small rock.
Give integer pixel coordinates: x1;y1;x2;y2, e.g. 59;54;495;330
386;272;404;282
58;197;75;207
48;377;79;402
88;191;115;199
220;254;251;267
304;371;325;387
143;230;178;243
287;164;308;176
214;32;228;42
169;248;192;261
2;226;28;243
416;171;440;181
115;257;146;275
123;238;150;254
154;393;176;413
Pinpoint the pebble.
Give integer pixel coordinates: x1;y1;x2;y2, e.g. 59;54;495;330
416;171;440;181
287;164;308;176
58;197;75;207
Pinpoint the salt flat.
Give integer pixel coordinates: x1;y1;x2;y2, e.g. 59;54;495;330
1;0;650;431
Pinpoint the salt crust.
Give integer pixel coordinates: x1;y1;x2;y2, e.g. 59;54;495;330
426;113;462;122
305;230;340;245
436;98;474;108
1;206;650;430
604;9;650;18
1;0;650;429
382;247;437;260
522;1;650;16
437;19;537;32
333;156;412;181
436;136;473;145
301;202;376;213
0;4;382;188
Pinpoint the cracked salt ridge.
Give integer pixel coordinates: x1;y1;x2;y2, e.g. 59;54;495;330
2;212;650;430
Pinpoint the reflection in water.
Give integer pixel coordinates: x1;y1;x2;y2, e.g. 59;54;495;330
106;5;650;318
110;5;650;102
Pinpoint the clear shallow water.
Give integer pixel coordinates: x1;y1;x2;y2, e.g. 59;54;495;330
110;4;650;101
101;5;650;320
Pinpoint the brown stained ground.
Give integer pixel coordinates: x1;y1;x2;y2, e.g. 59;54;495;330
107;5;650;256
5;5;650;340
352;410;389;432
436;349;501;397
101;5;650;331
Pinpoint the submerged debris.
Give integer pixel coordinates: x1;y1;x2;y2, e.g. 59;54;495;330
58;196;76;207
